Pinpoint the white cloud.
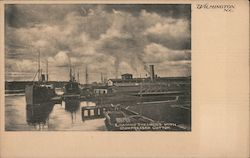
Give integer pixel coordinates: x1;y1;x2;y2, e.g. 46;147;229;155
48;51;70;67
6;5;191;81
143;43;191;63
5;59;38;80
144;18;190;50
145;19;190;39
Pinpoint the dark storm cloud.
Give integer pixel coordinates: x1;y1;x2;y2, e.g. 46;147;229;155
5;4;79;28
5;4;191;28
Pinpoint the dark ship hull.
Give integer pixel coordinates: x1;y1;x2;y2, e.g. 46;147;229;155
25;84;56;105
26;101;54;125
64;81;80;95
64;98;80;113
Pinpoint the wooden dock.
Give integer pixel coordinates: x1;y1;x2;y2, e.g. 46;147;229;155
62;94;80;100
50;96;62;104
81;104;154;123
81;105;116;120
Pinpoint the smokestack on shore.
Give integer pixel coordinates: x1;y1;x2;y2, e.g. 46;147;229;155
46;59;49;81
149;65;155;81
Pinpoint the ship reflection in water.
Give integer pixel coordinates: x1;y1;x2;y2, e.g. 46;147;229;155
5;95;106;131
5;94;191;131
64;98;80;124
26;102;54;130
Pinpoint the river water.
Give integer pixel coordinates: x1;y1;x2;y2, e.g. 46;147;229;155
5;94;106;131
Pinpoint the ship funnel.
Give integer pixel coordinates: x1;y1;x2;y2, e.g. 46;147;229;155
41;74;46;82
149;65;155;81
46;59;49;81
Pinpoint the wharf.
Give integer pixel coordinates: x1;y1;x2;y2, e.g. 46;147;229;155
131;91;185;96
81;105;116;120
81;104;154;122
62;94;80;99
51;96;62;104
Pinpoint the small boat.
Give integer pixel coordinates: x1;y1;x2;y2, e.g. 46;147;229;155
64;80;80;95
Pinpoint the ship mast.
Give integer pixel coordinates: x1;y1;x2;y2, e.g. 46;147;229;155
46;59;48;82
69;57;72;81
38;49;41;82
73;65;76;81
77;68;80;83
85;65;88;85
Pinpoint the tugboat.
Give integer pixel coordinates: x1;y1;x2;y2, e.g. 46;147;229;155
63;59;80;99
25;50;56;105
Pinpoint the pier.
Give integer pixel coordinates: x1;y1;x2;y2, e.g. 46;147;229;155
81;105;116;120
62;94;81;99
50;96;62;104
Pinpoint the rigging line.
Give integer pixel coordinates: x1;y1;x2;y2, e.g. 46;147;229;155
32;70;38;82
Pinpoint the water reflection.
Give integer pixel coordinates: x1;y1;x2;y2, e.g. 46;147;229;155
26;102;55;130
64;98;80;123
6;95;108;131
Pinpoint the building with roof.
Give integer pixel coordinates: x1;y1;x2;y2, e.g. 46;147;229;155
121;73;133;80
106;65;190;95
107;78;144;87
92;85;111;94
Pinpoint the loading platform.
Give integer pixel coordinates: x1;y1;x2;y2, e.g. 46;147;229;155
81;105;116;120
50;96;62;104
81;104;154;122
62;94;81;100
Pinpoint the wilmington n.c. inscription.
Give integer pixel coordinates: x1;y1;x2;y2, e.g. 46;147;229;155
196;3;235;12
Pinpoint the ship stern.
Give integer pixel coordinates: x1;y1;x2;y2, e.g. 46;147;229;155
25;85;34;105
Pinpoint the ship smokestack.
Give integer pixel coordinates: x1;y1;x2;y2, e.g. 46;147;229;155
41;74;46;82
85;65;88;85
149;65;155;81
46;59;49;81
101;72;103;83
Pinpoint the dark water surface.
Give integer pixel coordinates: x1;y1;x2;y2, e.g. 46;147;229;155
5;93;191;131
5;95;106;131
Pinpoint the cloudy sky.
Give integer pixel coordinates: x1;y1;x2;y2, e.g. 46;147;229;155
5;4;191;82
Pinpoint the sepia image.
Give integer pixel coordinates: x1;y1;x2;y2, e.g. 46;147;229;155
5;4;191;131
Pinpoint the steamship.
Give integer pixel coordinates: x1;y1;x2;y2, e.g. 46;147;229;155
64;62;80;97
25;51;56;105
